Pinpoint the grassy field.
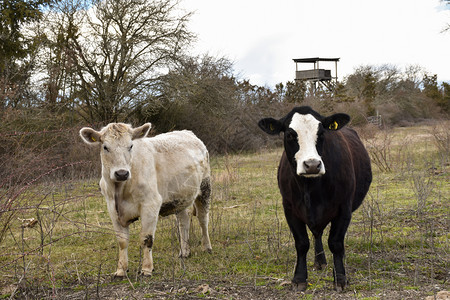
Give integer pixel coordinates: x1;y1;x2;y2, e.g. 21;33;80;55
0;124;448;299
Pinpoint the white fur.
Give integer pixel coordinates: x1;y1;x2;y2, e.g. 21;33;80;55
80;123;212;277
289;113;326;176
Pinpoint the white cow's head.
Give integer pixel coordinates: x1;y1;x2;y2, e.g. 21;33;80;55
258;106;350;177
80;123;151;182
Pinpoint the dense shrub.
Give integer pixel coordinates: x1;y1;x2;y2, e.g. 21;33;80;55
0;108;99;186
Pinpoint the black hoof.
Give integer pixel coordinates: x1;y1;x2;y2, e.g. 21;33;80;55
334;275;348;292
292;282;307;291
314;263;327;270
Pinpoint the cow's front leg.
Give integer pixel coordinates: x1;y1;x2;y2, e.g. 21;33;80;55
105;186;130;277
328;215;351;291
176;209;191;258
313;231;327;270
111;220;130;277
285;208;309;291
140;203;159;276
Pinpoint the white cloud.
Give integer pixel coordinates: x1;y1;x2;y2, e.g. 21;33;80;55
182;0;450;87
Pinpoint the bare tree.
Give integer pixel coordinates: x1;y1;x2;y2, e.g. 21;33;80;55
50;0;193;123
148;55;239;151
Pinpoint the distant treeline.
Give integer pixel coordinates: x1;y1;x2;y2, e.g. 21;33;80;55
1;0;449;157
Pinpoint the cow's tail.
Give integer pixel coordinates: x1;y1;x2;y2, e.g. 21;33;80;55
193;177;211;216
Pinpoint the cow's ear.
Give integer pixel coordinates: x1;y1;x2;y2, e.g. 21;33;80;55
258;118;284;135
132;123;152;140
322;113;350;131
80;127;102;145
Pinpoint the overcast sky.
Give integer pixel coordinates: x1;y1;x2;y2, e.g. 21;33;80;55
181;0;450;88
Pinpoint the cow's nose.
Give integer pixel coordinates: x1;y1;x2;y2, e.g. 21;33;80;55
303;159;322;174
114;170;129;181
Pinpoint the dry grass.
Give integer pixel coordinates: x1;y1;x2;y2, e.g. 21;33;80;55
0;125;448;299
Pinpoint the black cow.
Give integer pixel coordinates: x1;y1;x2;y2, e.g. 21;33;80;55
258;106;372;291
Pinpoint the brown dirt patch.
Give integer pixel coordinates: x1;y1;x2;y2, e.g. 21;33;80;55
13;278;445;299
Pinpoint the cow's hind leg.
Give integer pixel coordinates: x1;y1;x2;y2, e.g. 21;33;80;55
194;177;212;253
176;209;191;258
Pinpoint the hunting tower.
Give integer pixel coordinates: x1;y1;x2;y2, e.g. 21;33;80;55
293;57;339;93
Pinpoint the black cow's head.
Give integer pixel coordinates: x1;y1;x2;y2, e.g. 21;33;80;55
258;106;350;177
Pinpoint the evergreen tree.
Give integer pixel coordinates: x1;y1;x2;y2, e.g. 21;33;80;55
0;0;54;107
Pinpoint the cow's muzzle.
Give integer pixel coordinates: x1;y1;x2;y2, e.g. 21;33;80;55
114;169;130;181
302;159;322;175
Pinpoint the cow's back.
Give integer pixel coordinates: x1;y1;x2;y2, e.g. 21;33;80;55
150;130;210;177
145;130;210;209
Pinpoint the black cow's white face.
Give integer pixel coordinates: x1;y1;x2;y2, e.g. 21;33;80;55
288;113;325;177
258;106;350;178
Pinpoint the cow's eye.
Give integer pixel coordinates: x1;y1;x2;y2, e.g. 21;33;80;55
285;130;297;142
103;145;109;152
128;144;133;151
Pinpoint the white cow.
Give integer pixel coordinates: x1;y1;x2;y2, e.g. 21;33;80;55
80;123;212;277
